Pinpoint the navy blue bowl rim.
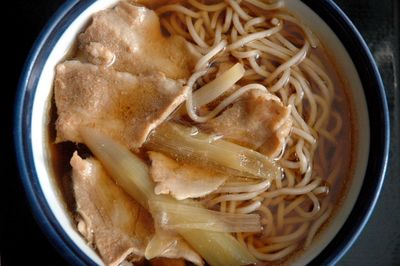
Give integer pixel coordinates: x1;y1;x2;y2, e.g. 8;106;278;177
14;0;390;265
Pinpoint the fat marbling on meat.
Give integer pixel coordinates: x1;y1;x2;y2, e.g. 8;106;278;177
202;90;292;158
71;152;154;266
79;1;198;79
55;60;188;149
148;152;227;200
71;152;203;266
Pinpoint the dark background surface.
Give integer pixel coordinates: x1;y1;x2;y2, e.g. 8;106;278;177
4;0;399;265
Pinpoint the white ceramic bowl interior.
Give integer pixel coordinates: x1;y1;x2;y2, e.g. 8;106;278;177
30;0;370;265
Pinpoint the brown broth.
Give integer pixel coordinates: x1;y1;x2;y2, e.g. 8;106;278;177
284;43;356;265
47;1;356;265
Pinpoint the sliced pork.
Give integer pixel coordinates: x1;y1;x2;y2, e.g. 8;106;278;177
202;91;292;158
79;1;198;79
148;152;227;200
146;230;203;266
81;42;115;66
71;152;203;266
71;152;154;266
55;60;188;149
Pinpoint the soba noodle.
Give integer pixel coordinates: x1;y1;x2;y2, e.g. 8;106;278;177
156;0;342;261
50;0;354;264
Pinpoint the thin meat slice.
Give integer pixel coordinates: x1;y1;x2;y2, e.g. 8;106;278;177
148;152;227;200
71;152;154;266
79;1;198;79
55;60;188;149
202;91;292;158
82;42;115;66
71;152;203;266
146;230;203;266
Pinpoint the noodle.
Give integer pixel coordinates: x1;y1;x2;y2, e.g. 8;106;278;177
236;201;262;214
216;179;271;193
222;7;233;32
186;81;269;122
266;223;309;244
232;12;246;35
200;11;212;34
304;205;333;247
229;23;283;50
195;40;227;70
188;0;226;12
156;4;200;18
79;0;350;262
243;0;284;11
170;13;192;39
186;16;209;48
266;41;310;84
269;68;291;92
261;178;322;198
213;22;222;45
226;0;253;21
244;16;266;31
206;190;266;208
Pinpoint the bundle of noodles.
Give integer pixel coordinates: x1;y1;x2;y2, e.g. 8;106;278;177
153;0;344;262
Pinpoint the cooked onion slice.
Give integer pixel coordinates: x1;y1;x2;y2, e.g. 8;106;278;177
79;127;257;266
193;62;245;108
149;199;262;232
146;122;282;180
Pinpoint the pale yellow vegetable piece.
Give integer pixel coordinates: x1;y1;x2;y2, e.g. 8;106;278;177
79;127;257;266
146;122;282;180
193;63;245;108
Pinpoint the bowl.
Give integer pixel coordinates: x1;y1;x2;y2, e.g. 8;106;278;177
14;0;390;265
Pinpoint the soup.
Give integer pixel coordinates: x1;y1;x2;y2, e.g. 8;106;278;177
49;0;354;265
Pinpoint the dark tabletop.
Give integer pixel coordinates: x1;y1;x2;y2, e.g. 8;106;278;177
334;0;400;265
4;0;399;265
